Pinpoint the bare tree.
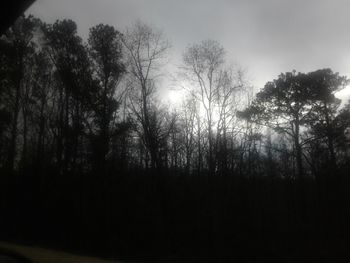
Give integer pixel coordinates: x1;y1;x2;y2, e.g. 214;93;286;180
182;40;224;174
122;21;171;169
182;40;244;175
178;94;197;174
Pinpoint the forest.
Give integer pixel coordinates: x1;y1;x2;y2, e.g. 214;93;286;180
1;15;350;262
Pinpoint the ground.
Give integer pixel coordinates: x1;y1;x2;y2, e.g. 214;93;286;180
0;242;121;263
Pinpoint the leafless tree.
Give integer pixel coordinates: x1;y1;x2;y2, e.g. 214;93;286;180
182;40;244;174
178;94;198;173
122;21;171;169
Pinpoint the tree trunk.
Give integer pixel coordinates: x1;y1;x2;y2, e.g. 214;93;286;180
324;102;337;170
7;57;23;173
36;93;46;170
57;85;64;172
21;106;28;170
7;86;20;172
197;117;202;176
294;119;303;178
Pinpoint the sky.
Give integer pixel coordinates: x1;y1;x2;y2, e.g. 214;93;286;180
26;0;350;105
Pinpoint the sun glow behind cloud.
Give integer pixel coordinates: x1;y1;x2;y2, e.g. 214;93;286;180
27;0;350;112
335;85;350;107
166;89;185;106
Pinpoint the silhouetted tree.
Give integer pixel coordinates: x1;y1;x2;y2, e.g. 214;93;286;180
30;50;55;172
182;40;246;175
306;69;348;170
239;71;312;177
43;19;93;173
0;15;38;172
182;40;225;174
179;95;198;174
123;21;170;170
88;24;126;173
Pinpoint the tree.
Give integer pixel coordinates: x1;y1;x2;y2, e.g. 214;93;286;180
30;50;55;172
239;71;312;178
306;69;348;170
180;95;197;174
88;24;126;172
123;21;170;170
182;40;243;175
182;40;224;174
0;15;38;172
43;19;93;173
333;100;350;161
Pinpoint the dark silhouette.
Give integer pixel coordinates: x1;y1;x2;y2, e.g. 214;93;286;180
1;15;350;262
0;0;35;35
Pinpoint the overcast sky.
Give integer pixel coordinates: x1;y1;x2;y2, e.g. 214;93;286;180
26;0;350;104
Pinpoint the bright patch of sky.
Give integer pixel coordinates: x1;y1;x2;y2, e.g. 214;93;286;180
27;0;350;106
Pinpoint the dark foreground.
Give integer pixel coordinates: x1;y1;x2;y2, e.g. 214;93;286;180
0;242;120;263
0;247;31;263
1;167;350;262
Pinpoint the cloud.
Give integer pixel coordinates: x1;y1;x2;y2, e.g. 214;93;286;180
26;0;350;101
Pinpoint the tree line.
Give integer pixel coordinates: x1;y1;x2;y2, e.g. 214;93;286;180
1;15;350;179
1;15;350;261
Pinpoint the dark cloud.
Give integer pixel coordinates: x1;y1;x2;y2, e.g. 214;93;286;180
27;0;350;101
